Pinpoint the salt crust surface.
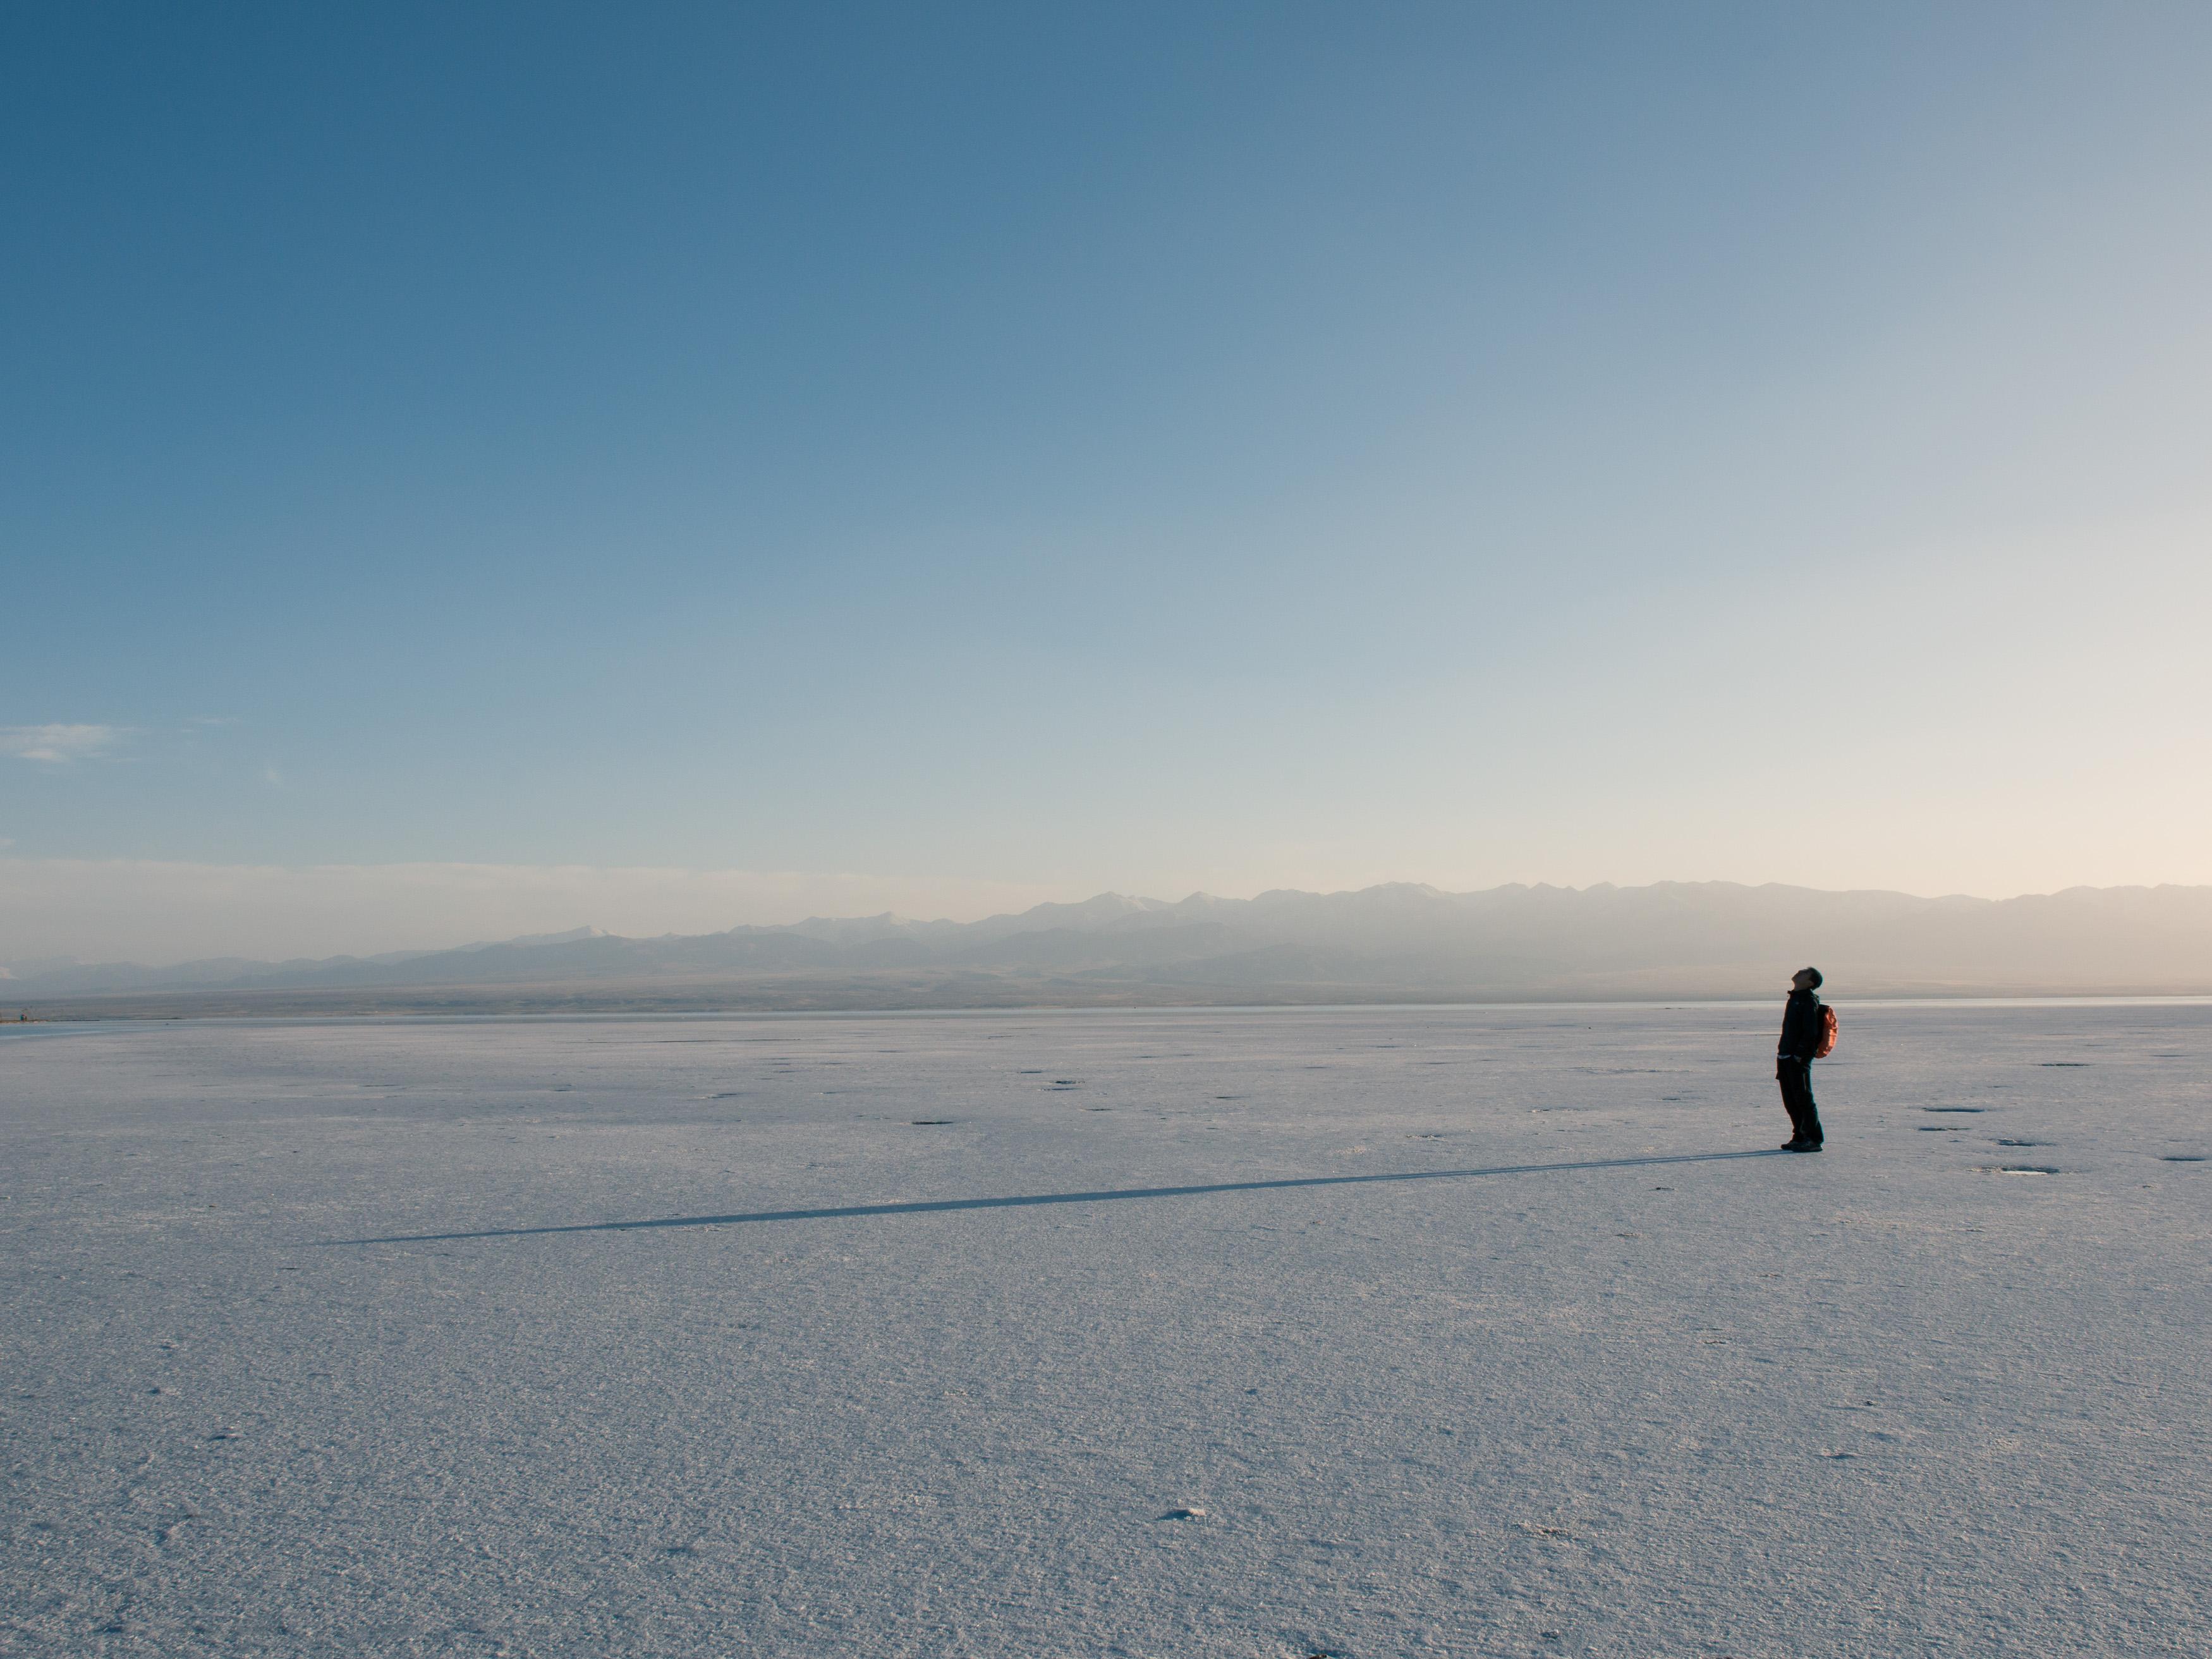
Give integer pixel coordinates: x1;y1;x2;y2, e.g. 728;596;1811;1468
3;1003;2208;1656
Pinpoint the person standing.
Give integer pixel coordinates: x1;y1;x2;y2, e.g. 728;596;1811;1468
1777;967;1827;1152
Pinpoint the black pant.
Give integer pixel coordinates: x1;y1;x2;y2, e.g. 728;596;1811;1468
1777;1057;1822;1144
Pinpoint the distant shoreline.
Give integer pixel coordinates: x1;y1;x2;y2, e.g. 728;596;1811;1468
13;984;2212;1024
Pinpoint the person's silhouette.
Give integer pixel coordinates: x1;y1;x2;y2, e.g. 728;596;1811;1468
1777;967;1826;1151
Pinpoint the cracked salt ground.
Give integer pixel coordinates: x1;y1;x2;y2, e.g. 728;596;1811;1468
4;1000;2210;1656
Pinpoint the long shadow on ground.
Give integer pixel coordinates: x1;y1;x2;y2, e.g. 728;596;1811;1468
334;1149;1781;1246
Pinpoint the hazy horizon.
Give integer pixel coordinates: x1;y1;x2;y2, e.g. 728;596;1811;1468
7;863;2209;976
15;854;2212;969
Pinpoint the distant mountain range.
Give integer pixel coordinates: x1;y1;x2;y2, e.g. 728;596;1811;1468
8;882;2212;1016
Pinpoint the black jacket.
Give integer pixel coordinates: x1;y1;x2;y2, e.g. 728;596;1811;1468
1778;987;1825;1059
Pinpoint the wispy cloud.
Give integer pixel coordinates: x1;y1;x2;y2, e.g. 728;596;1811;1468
0;724;126;763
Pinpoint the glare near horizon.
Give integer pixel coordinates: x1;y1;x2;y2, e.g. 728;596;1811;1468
4;6;2210;963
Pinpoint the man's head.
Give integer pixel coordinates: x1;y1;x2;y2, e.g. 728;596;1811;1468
1792;966;1824;992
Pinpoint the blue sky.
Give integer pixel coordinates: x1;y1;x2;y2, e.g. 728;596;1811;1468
5;4;2210;956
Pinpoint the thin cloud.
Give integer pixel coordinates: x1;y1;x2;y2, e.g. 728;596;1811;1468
0;724;126;763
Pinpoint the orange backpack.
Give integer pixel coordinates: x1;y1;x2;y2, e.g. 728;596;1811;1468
1814;1006;1838;1059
